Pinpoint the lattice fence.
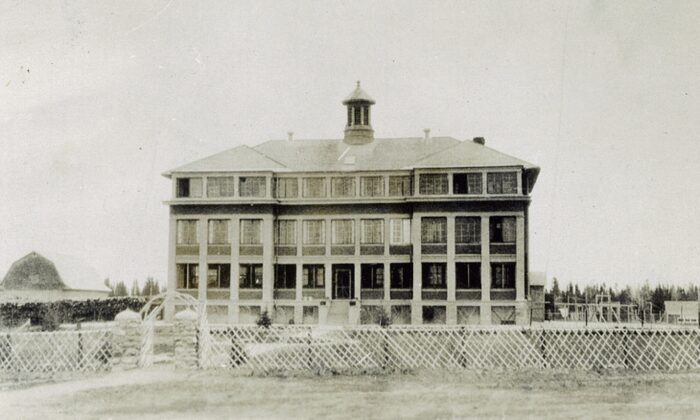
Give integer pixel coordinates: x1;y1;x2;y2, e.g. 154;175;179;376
0;329;113;383
199;325;700;373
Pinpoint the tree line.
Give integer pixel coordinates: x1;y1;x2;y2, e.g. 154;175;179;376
547;277;699;313
104;277;162;298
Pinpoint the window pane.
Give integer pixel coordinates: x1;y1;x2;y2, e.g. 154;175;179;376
303;178;326;198
274;178;298;198
275;220;296;245
177;220;198;244
455;217;480;244
189;178;203;197
419;174;448;195
456;263;481;289
390;219;410;244
360;176;384;197
303;220;325;244
421;217;446;243
487;172;517;194
491;263;515;289
208;219;229;244
331;177;356;197
207;177;235;197
390;263;412;288
240;219;262;244
332;220;354;244
239;176;266;197
361;219;383;244
490;217;516;243
388;175;411;196
422;263;446;288
453;173;482;194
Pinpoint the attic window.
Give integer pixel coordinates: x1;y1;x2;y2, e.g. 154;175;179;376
176;177;202;198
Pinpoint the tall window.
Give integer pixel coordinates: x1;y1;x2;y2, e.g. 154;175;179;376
354;106;362;125
455;217;480;244
361;219;384;244
177;220;198;244
487;172;518;194
360;176;384;197
176;263;198;289
274;220;296;245
453;173;482;194
491;263;515;289
239;264;263;288
303;177;326;198
274;264;296;289
207;176;235;197
390;263;412;289
332;219;354;245
422;263;446;289
240;219;262;245
207;264;230;288
421;217;447;244
274;178;298;198
361;264;384;289
239;176;266;197
208;219;229;244
303;265;325;288
389;175;411;196
419;174;448;195
456;263;481;289
331;177;356;197
303;220;325;245
176;177;202;198
390;219;411;244
490;217;516;243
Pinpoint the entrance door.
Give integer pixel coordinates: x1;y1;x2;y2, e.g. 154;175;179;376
333;268;352;299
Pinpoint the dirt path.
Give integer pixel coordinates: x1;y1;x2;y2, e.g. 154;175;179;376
2;366;700;419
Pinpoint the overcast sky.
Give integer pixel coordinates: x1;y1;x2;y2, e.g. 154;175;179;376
1;0;699;290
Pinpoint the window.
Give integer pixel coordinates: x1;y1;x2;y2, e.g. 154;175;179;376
302;265;325;288
274;264;296;289
360;176;384;197
176;177;202;198
490;217;516;243
389;175;411;196
274;220;296;245
456;263;481;289
422;263;446;289
491;263;515;289
419;174;448;195
177;220;198;244
239;176;266;197
487;172;518;194
421;217;447;244
390;263;412;289
176;264;198;289
363;106;369;125
240;219;262;245
390;219;411;244
274;178;298;198
239;264;263;288
361;264;384;289
361;219;384;244
354;106;362;125
303;220;325;245
303;177;326;198
331;220;354;244
208;220;229;244
331;177;356;197
453;173;482;194
207;176;235;197
207;264;230;288
455;217;480;244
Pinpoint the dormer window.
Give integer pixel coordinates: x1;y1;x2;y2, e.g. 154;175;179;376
176;177;202;198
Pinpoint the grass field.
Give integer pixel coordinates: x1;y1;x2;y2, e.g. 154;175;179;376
2;366;700;419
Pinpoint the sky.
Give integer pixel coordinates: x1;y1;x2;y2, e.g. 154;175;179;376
1;0;699;290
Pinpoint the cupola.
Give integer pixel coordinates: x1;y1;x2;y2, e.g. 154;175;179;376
342;81;375;145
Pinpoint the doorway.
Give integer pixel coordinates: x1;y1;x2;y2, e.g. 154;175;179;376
332;264;354;299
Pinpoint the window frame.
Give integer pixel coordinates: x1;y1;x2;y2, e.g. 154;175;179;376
491;263;516;289
487;172;518;195
390;263;412;289
206;176;235;198
274;264;296;289
176;220;199;245
331;177;356;198
302;220;325;245
419;173;448;195
239;264;263;289
453;173;483;195
361;264;384;289
274;220;297;245
489;216;516;244
176;263;199;289
331;219;355;245
240;219;263;245
421;217;447;244
388;175;412;196
302;177;326;198
274;177;299;198
455;262;481;289
239;176;267;198
360;219;384;244
360;176;384;197
455;217;481;244
422;263;447;289
207;263;231;289
302;264;325;288
208;219;230;245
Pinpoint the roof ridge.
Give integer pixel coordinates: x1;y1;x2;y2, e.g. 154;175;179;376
245;144;289;169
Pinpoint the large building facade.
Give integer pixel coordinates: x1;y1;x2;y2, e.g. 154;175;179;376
164;84;540;325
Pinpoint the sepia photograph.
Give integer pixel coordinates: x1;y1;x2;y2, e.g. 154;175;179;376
1;0;699;418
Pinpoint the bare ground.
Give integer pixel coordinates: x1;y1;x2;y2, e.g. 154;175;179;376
2;366;700;419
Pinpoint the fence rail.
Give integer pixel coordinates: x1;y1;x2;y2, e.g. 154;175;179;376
199;325;700;373
0;329;112;383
